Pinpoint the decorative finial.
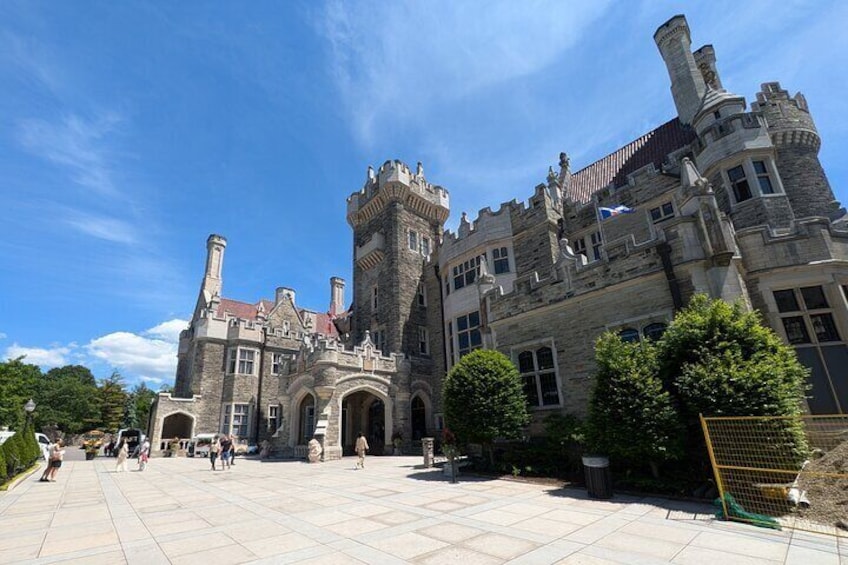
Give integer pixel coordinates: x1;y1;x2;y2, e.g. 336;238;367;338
417;161;424;177
367;165;375;183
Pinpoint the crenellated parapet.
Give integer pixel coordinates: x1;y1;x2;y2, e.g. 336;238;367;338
752;82;820;149
347;159;450;228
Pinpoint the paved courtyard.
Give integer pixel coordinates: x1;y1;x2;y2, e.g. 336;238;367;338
0;455;844;564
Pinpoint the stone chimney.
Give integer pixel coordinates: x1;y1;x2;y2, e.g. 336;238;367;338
330;277;345;315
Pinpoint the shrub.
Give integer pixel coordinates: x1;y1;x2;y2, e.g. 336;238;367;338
443;349;530;465
587;333;683;477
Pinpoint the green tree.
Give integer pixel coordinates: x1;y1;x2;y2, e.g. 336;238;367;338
36;366;102;434
658;295;809;469
99;372;128;431
443;349;530;465
0;358;40;430
587;333;683;477
130;383;157;434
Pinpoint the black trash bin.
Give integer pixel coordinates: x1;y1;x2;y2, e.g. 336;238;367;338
582;455;612;499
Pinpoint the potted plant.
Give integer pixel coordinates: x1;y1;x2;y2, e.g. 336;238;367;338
83;439;101;460
391;431;403;455
441;428;459;483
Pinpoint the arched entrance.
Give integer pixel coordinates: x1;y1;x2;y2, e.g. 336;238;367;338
342;390;387;456
411;396;426;440
297;395;315;445
161;412;194;440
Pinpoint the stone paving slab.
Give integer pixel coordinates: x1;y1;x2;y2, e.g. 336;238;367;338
0;456;845;564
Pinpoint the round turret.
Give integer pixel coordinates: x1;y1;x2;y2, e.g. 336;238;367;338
752;82;839;219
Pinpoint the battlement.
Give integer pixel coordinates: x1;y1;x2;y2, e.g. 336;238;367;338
304;332;406;375
751;82;818;148
442;184;556;250
347;159;450;227
754;82;809;111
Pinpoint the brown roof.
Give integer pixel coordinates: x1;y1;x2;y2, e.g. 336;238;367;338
570;118;695;204
216;297;339;338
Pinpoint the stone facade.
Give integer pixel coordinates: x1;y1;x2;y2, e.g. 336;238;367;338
149;14;847;457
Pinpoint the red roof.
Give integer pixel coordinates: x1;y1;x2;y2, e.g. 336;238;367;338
570;118;695;204
215;297;339;337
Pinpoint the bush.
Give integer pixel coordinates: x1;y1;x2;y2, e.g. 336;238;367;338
443;349;530;465
0;444;6;483
587;333;683;477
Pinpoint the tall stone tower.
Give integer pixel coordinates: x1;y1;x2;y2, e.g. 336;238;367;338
346;160;449;358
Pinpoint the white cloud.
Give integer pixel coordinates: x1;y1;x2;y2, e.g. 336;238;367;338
139;376;164;385
17;112;123;196
144;319;188;343
85;319;189;382
64;210;138;244
4;343;71;367
315;0;612;145
0;332;7;340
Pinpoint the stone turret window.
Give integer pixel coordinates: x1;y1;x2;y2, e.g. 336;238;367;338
724;158;782;205
516;344;561;408
372;328;386;352
492;247;510;274
421;236;430;257
753;160;774;194
727;165;752;202
408;230;418;252
573;232;603;262
372;286;378;310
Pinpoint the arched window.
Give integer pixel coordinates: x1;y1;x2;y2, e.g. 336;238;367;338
516;345;561;408
618;328;640;343
643;323;667;341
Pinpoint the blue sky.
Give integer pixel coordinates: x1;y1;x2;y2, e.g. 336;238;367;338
2;1;847;387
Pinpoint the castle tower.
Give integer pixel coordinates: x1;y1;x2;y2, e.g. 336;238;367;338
654;15;707;125
346;159;449;357
751;82;841;220
202;234;227;298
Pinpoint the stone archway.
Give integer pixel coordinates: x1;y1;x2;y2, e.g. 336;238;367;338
341;390;389;456
295;394;316;446
161;412;194;441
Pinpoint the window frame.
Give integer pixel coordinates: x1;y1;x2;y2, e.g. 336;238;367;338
416;282;427;307
512;340;562;409
271;352;285;375
418;326;429;356
649;201;675;224
724;157;783;205
455;311;482;361
226;346;259;376
408;230;418;252
268;404;280;432
492;246;510;274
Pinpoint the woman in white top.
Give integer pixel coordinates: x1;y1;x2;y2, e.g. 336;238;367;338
115;440;129;472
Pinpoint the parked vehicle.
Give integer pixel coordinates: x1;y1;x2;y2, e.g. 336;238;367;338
187;433;216;458
0;429;53;460
116;428;146;456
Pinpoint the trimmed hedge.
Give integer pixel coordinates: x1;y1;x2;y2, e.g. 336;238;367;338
0;425;41;486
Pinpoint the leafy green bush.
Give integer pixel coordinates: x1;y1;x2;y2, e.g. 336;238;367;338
443;349;530;465
587;333;683;477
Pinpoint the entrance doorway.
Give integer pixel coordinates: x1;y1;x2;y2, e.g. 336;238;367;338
298;395;315;445
411;396;426;440
342;390;387;455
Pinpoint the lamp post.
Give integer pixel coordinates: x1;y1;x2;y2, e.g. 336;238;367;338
24;398;36;428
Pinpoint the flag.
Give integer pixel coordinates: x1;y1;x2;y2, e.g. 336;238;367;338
598;205;635;220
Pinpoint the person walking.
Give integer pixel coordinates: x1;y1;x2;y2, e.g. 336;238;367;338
355;431;369;470
115;440;129;472
219;434;232;470
138;438;150;471
228;434;236;466
210;435;220;471
40;440;65;482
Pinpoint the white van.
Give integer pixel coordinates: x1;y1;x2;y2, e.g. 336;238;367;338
188;433;216;457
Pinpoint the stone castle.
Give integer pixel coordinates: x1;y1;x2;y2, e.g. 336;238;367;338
149;15;847;456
